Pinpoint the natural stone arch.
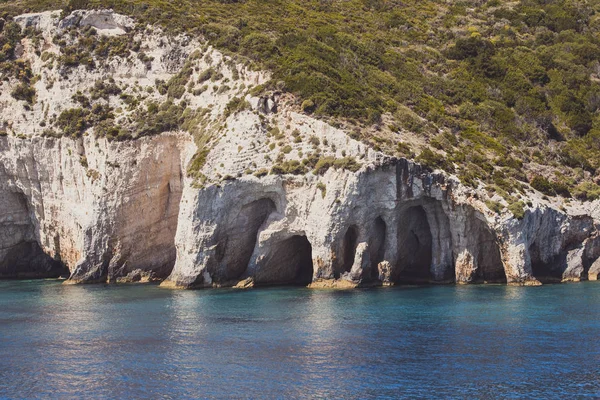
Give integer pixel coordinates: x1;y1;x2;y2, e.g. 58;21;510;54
369;216;387;280
214;198;276;281
395;205;433;283
253;235;314;286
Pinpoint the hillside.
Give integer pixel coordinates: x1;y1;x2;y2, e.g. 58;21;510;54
2;0;600;205
0;8;598;286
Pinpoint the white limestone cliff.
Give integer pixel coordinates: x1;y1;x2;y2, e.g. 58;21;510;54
1;10;599;287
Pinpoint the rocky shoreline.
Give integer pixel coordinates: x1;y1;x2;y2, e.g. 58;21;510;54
1;10;599;289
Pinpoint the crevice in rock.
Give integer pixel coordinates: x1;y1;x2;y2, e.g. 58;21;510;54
395;205;433;284
254;235;314;286
369;217;386;280
340;225;359;277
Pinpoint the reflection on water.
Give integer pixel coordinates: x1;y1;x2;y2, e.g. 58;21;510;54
0;280;599;398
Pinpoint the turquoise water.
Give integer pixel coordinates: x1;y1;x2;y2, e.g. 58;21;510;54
0;280;599;399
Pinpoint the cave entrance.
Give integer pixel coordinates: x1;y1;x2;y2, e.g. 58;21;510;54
530;244;565;283
369;217;387;280
341;225;359;275
396;206;433;284
216;198;276;281
0;190;67;278
473;223;507;283
255;235;314;286
531;259;564;283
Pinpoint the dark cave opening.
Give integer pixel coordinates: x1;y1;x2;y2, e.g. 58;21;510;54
256;235;314;286
216;198;276;281
473;225;507;283
341;225;359;275
0;190;67;279
395;206;433;284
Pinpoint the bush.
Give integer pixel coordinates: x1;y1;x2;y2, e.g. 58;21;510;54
416;148;454;172
316;182;326;198
508;201;526;220
301;99;315;113
530;176;554;196
56;108;89;137
573;182;600;201
224;96;251;117
11;83;36;104
271;160;306;175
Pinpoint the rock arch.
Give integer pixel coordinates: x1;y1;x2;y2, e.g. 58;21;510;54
254;235;314;286
214;197;276;281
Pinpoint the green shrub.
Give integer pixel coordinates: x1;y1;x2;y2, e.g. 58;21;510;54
187;148;210;176
416;148;454;172
485;200;504;214
573;182;600;201
316;182;326;198
508;201;526;219
254;168;269;177
56;108;89;137
271;160;306;175
530;176;554;196
224;96;251;117
11;83;36;104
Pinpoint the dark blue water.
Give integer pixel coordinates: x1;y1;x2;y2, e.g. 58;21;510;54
0;280;599;399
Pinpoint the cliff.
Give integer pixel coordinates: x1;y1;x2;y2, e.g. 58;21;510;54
1;10;599;287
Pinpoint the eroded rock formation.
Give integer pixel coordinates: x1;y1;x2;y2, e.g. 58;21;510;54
163;158;600;288
0;10;599;288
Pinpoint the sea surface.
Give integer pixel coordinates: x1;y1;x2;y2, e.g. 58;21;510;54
0;280;599;399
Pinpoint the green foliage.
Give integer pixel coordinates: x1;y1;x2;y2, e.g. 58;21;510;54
271;160;306;175
224;96;251;117
508;201;526;220
166;61;193;99
133;100;187;137
530;175;555;196
187;148;210;176
416;148;453;172
56;104;114;137
90;79;121;100
2;0;600;195
311;155;361;175
573;182;600;201
56;108;89;137
485;200;504;214
316;182;326;198
253;168;269;177
313;156;335;175
11;82;36;103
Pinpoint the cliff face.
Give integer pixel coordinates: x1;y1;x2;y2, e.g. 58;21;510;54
1;10;599;287
165;158;600;288
0;133;192;281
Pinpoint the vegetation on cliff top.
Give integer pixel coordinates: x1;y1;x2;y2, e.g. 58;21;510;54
1;0;600;199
